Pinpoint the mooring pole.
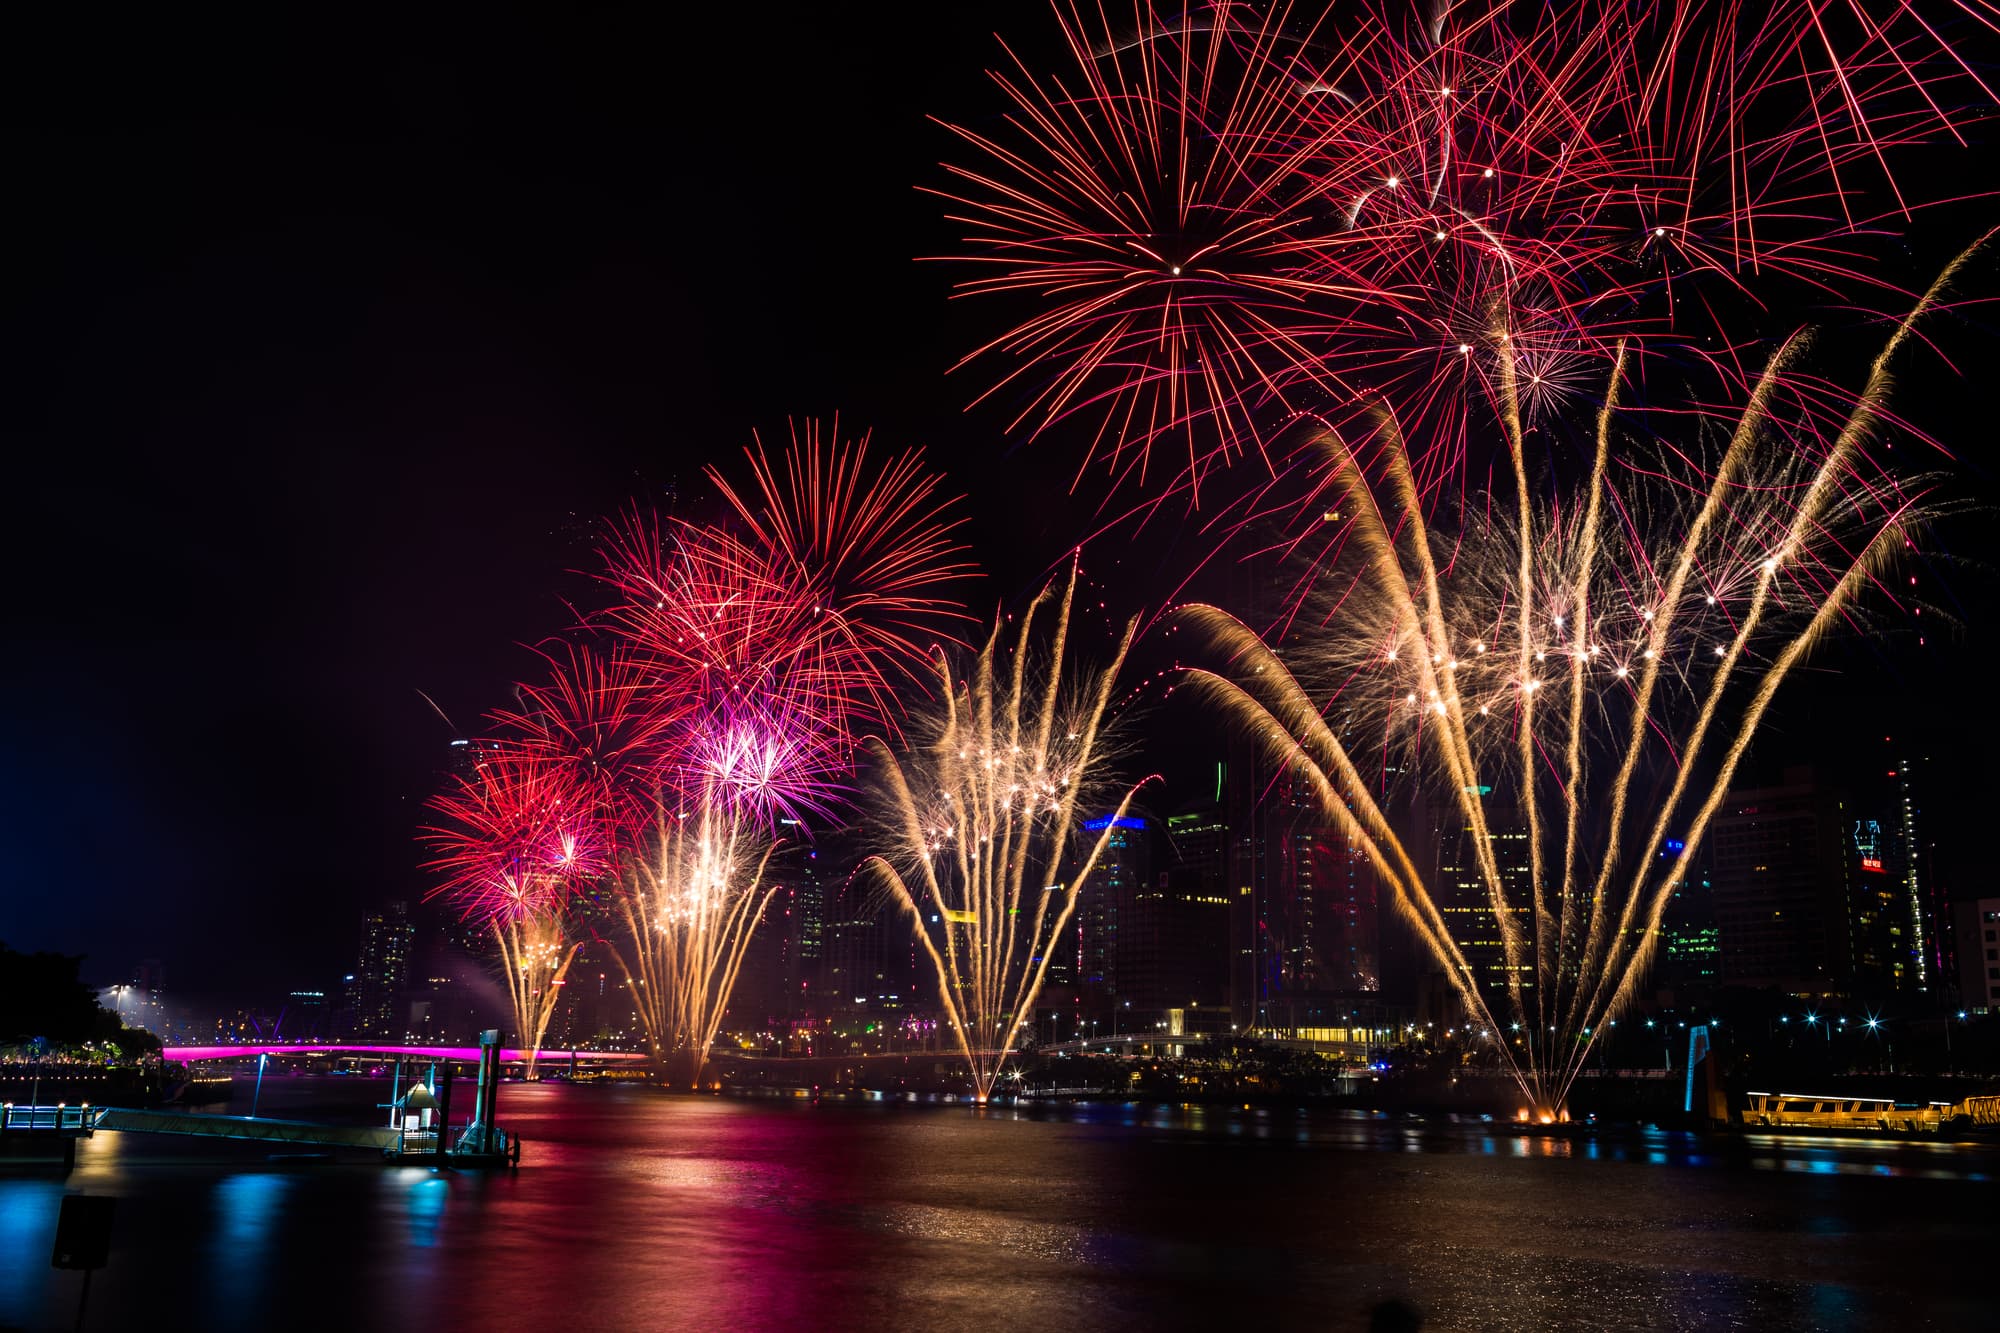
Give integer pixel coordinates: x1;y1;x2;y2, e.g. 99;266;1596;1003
436;1062;455;1161
464;1029;501;1156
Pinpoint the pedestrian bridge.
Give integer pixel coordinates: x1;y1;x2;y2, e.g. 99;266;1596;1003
164;1043;647;1064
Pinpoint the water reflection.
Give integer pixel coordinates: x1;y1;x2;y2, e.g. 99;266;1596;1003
206;1173;291;1319
400;1171;450;1248
0;1180;62;1313
0;1081;1993;1332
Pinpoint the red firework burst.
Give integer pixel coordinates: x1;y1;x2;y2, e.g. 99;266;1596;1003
708;416;977;716
488;642;679;825
421;751;613;925
423;428;976;915
936;0;1987;505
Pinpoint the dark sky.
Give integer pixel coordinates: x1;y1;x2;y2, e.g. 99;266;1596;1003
4;6;1996;995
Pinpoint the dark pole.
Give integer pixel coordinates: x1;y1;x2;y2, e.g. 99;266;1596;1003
436;1062;454;1161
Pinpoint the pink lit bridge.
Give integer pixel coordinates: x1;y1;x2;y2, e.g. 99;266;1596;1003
165;1043;647;1064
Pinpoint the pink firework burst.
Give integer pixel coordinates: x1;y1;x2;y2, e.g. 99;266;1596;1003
421;752;613;925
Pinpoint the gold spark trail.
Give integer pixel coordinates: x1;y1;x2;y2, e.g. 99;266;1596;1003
495;913;580;1081
1186;250;1975;1113
864;570;1140;1102
614;802;778;1089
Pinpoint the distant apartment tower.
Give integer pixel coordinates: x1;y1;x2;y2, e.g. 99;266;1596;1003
351;900;416;1038
816;905;910;1028
1098;806;1232;1033
1078;813;1150;1010
1657;840;1719;996
1426;796;1533;1011
734;855;822;1033
1302;828;1381;993
1224;747;1266;1028
446;736;498;782
1224;759;1328;1029
1846;816;1909;991
1710;769;1856;995
1162;802;1233;1023
1880;744;1940;994
1956;898;2000;1014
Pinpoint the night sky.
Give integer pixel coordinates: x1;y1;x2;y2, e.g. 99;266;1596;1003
5;6;1997;997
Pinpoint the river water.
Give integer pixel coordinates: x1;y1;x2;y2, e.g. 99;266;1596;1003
2;1077;1994;1331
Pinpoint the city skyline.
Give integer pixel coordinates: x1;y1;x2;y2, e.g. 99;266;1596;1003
6;9;1999;1329
6;7;1999;1000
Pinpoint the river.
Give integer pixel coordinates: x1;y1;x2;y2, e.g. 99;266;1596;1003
2;1076;1994;1331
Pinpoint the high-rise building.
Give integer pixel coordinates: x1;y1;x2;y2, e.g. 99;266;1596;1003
1710;769;1859;996
1878;743;1940;995
282;989;329;1039
1220;739;1392;1034
1425;796;1533;1011
1303;829;1381;993
446;736;499;782
1164;801;1233;1022
1954;898;2000;1015
1224;757;1328;1028
1225;746;1267;1029
540;879;620;1046
1657;840;1719;997
1846;816;1907;991
1099;807;1233;1034
815;904;911;1033
1079;813;1150;1010
350;900;416;1038
731;835;835;1036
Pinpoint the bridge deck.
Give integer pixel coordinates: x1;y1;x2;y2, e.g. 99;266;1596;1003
164;1043;645;1064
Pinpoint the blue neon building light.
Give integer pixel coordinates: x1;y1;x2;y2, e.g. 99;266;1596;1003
1084;815;1146;832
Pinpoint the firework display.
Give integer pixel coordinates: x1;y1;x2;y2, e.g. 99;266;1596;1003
937;0;1984;505
406;2;1984;1113
422;423;971;1078
423;749;609;1076
615;805;777;1088
861;571;1142;1102
1181;254;1970;1115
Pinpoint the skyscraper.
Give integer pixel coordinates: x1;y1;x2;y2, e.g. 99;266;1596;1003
350;900;415;1039
1657;840;1719;998
1710;769;1857;995
1079;813;1150;1011
1098;806;1233;1034
1953;898;2000;1015
1425;795;1533;1012
1879;742;1938;994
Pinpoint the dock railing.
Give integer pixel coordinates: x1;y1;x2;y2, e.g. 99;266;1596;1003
0;1104;106;1133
